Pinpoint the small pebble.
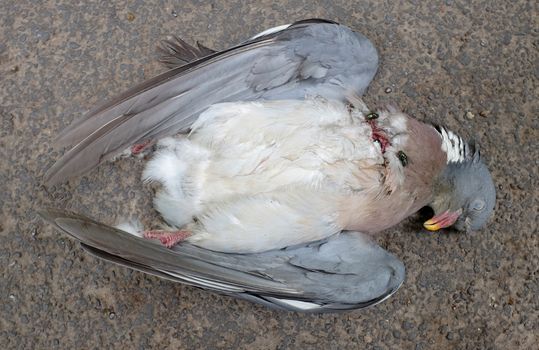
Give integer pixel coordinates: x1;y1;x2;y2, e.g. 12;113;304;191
402;320;415;330
67;41;80;49
415;343;426;350
109;312;116;320
385;87;392;93
364;335;373;343
480;39;488;47
465;111;475;119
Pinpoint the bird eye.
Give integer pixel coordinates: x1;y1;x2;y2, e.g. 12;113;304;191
366;112;379;120
397;151;408;167
471;199;485;211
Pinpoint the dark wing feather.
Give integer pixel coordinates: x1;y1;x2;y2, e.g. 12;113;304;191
46;20;378;184
39;209;404;313
157;36;216;69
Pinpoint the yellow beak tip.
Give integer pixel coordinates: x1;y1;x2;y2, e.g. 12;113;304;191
423;222;440;231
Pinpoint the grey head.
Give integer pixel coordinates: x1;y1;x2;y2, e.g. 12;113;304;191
425;128;496;233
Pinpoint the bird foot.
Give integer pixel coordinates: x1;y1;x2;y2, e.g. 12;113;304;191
143;230;191;248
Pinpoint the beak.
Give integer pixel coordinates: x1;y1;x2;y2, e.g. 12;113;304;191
423;208;463;231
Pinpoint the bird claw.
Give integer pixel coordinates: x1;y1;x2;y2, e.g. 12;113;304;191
143;230;191;248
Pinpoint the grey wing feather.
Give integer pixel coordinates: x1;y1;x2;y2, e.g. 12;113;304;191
39;209;404;313
45;20;378;185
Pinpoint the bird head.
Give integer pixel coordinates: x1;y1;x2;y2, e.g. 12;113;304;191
424;128;496;233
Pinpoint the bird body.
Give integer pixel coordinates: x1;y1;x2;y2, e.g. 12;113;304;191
41;19;496;311
142;98;447;253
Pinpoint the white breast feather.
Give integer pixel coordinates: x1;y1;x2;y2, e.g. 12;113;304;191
187;189;342;253
142;139;210;227
144;98;389;252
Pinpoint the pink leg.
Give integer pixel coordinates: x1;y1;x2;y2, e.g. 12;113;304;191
143;230;191;248
131;139;152;155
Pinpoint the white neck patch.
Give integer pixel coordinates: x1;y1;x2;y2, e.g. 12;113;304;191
438;126;469;163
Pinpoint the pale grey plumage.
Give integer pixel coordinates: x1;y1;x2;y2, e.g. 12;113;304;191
45;19;378;185
39;209;404;312
431;143;496;231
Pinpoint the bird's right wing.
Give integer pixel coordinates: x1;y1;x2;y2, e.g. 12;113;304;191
40;209;404;313
45;19;378;185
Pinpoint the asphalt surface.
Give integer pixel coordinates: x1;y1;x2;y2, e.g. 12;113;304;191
1;1;537;349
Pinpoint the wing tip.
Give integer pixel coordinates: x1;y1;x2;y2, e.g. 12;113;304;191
42;168;59;187
37;207;63;225
42;158;72;187
38;207;86;230
38;208;98;242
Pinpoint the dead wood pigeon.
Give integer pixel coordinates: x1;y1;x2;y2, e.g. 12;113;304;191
41;19;496;312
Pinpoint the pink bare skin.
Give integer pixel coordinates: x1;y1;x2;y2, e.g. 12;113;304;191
143;230;192;248
368;120;391;153
130;139;152;155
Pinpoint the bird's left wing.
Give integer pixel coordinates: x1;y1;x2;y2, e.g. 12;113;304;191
40;209;404;313
45;19;378;185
